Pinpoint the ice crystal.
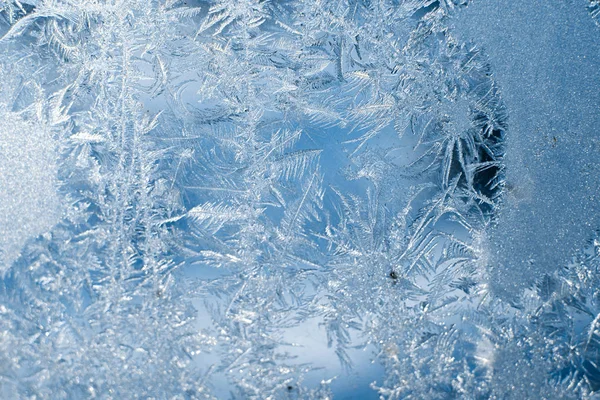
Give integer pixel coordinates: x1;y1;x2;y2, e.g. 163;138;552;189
0;0;599;399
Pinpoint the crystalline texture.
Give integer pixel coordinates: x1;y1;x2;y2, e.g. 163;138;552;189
0;0;599;398
453;0;600;298
0;107;60;269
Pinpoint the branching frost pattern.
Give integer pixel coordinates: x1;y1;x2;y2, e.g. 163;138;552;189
0;0;598;399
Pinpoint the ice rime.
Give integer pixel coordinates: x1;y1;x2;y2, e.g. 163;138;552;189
0;0;599;398
0;107;60;269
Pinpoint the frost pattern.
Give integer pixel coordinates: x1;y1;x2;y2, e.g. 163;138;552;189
0;106;60;268
590;0;600;25
0;0;598;399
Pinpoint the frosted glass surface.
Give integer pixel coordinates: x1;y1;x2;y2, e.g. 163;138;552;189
0;1;599;398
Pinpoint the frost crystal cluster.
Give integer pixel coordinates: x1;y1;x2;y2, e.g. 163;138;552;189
0;0;599;399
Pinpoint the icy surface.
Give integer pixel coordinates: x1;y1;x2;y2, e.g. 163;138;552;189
453;0;600;298
0;0;599;399
0;107;60;268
